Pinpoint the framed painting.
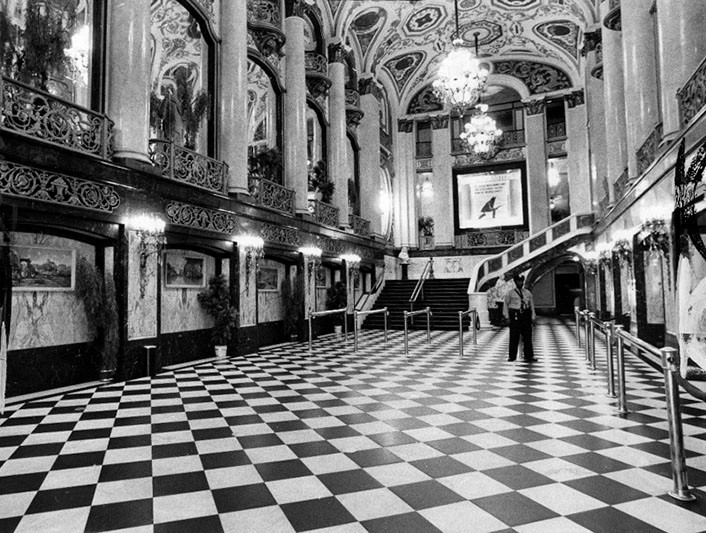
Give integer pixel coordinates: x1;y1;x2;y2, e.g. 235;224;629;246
10;246;76;291
316;266;327;288
257;267;279;291
164;252;206;288
455;167;525;229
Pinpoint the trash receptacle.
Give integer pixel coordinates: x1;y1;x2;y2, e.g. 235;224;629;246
144;345;158;377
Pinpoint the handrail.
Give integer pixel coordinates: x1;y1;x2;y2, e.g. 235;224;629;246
458;308;478;356
353;307;389;351
403;307;432;355
307;307;347;351
409;258;433;308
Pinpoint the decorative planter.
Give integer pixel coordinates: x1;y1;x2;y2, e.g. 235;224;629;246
334;325;343;336
98;369;115;383
215;345;228;358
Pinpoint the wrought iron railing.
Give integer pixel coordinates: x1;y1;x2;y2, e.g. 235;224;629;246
546;122;566;140
677;54;706;127
149;140;228;194
349;214;371;237
305;52;327;75
308;198;339;227
249;176;295;216
499;129;525;147
454;230;528;249
636;123;663;176
614;169;631;200
247;0;280;25
0;76;114;159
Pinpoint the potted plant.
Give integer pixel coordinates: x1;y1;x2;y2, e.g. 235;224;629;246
308;160;334;204
248;146;284;184
326;280;348;335
281;274;304;342
418;216;434;237
75;256;119;381
198;274;238;357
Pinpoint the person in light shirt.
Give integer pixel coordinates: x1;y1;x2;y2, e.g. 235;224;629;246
503;274;536;362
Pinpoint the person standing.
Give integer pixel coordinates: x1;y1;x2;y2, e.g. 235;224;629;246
503;274;536;361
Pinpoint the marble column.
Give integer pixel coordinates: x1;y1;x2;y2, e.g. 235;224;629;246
394;119;416;249
565;91;591;216
221;0;249;195
601;1;627;202
284;12;309;215
656;0;706;139
107;0;151;164
358;77;382;237
328;43;350;229
621;0;659;180
431;115;453;247
524;100;550;233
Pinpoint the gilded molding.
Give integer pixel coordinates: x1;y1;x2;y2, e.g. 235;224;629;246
430;115;449;130
261;223;301;246
581;29;602;56
565;89;585;108
397;119;414;133
523;99;546;116
0;160;120;212
165;201;238;234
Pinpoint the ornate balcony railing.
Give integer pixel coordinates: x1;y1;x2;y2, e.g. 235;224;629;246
247;0;285;56
249;176;295;216
636;123;663;176
349;214;371;237
677;54;706;127
455;230;528;249
604;0;620;31
499;129;525;148
308;198;339;227
614;168;631;200
149;140;228;194
0;76;114;159
305;52;332;99
546;122;566;141
345;88;364;128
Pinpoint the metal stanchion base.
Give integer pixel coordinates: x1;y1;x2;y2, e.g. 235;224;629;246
606;393;617;399
668;489;696;502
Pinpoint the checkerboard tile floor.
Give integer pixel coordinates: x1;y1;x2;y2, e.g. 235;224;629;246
2;319;706;532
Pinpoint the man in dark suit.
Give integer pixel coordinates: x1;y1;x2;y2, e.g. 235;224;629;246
503;274;536;361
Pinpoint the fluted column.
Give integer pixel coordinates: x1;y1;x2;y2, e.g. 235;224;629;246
108;0;151;164
394;119;416;248
656;0;706;138
431;115;453;247
565;91;591;215
601;1;627;202
284;8;309;215
524;100;549;233
621;0;659;180
328;43;350;229
221;0;249;194
358;77;382;236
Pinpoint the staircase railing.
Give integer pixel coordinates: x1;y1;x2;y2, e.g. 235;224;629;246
470;212;595;291
409;258;433;311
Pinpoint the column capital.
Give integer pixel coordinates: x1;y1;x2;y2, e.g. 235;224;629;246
328;42;349;64
430;114;449;130
358;76;383;99
284;0;307;18
523;98;546;116
397;119;414;133
581;28;602;56
565;89;585;108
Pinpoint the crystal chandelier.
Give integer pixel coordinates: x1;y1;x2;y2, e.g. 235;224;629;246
460;103;502;156
432;0;489;114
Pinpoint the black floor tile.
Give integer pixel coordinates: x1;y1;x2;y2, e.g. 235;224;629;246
317;469;383;494
473;491;559;527
347;448;402;468
565;475;650;504
27;484;97;513
254;459;312;481
362;512;443;533
391;480;465;510
410;456;473;478
483;465;554;490
85;499;153;532
200;450;251;470
153;471;209;497
281;496;356;532
568;506;664;533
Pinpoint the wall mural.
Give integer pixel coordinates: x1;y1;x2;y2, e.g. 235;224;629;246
9;233;94;350
161;251;215;334
382;51;425;98
407;84;443;115
534;20;580;60
492;60;572;94
127;231;158;340
350;7;386;61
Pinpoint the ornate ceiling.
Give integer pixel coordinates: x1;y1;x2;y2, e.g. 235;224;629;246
321;0;598;110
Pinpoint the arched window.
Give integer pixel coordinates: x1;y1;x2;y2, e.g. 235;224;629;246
0;0;99;107
150;0;212;153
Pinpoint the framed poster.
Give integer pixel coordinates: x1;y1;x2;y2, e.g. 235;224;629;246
164;252;205;288
315;267;328;288
10;246;75;291
257;266;279;291
456;167;525;229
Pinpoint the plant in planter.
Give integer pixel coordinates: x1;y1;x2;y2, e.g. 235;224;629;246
248;146;284;185
198;274;238;357
418;216;434;237
326;280;348;333
281;274;304;341
75;256;119;380
308;160;334;204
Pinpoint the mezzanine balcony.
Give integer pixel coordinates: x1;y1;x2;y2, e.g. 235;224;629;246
148;139;228;195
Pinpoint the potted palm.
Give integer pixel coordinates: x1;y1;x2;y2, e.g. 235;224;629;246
326;281;348;335
198;274;238;358
75;256;119;381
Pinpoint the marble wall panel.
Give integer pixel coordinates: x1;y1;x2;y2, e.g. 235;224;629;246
257;259;285;323
127;231;158;340
161;251;216;334
644;251;665;324
239;249;256;326
9;233;94;350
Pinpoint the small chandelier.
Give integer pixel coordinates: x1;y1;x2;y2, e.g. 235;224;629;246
460;103;502;156
432;0;489;114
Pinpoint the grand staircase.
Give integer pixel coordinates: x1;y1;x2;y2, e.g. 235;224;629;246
361;278;473;331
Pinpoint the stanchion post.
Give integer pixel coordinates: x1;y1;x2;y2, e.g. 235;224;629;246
458;311;463;357
426;307;431;344
384;308;388;343
472;309;477;346
583;311;590;362
605;321;616;397
588;313;596;370
344;310;348;343
614;325;628;414
660;347;696;502
575;306;580;342
403;311;409;356
354;310;358;352
308;312;313;352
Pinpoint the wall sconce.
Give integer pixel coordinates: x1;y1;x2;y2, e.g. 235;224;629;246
299;246;322;283
595;241;612;265
582;250;599;275
611;229;633;265
129;214;166;299
341;253;362;285
239;235;265;295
